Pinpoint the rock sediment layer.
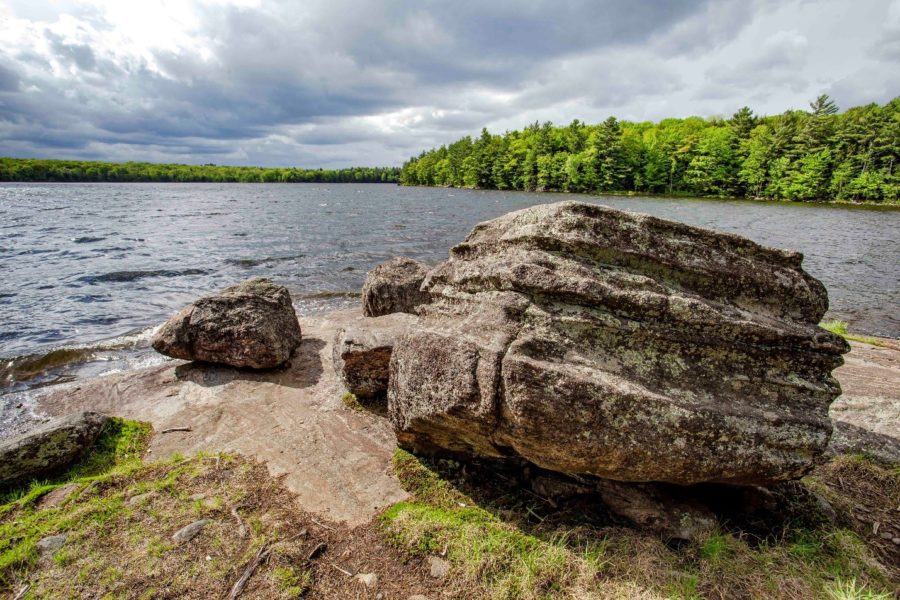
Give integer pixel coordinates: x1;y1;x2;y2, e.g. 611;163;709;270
389;201;849;486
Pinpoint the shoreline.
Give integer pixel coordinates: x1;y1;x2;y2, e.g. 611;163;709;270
23;307;900;522
400;183;900;209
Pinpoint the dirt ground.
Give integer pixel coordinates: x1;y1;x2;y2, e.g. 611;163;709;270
37;309;900;530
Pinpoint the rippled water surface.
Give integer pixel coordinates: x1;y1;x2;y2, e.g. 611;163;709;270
1;183;898;432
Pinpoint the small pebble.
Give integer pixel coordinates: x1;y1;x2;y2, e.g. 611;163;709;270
173;519;210;544
36;534;67;556
354;572;378;588
427;555;450;579
127;492;156;506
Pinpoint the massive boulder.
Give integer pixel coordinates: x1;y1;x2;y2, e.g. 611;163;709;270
152;278;301;369
362;257;430;317
389;201;849;486
0;411;108;487
333;313;417;398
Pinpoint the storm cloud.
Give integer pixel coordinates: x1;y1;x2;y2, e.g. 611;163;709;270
0;0;897;167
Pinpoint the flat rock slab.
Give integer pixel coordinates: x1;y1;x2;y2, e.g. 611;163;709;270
829;340;900;463
37;309;408;527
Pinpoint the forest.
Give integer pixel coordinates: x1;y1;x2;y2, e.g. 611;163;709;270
0;158;399;184
400;95;899;203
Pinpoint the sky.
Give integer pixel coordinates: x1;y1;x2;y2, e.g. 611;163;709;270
0;0;898;168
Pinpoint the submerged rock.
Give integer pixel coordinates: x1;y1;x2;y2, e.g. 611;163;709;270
152;278;301;369
0;411;108;488
362;257;430;317
333;313;417;398
389;201;849;486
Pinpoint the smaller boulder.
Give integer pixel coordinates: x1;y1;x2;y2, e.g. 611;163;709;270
362;257;430;317
333;313;417;398
152;278;301;369
0;411;108;488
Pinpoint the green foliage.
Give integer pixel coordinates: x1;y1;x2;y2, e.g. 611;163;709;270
400;95;900;203
0;158;400;183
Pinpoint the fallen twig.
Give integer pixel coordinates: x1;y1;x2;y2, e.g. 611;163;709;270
161;426;192;434
310;517;335;531
13;585;30;600
331;563;353;577
306;541;327;561
226;544;270;600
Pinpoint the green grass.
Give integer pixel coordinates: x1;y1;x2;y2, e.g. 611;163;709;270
820;320;886;347
381;449;895;600
0;420;320;598
0;418;153;585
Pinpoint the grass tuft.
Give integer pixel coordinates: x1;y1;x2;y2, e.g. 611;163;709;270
341;391;364;411
820;320;886;347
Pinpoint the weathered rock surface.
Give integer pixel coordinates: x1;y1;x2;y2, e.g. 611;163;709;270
152;278;301;369
389;201;849;486
0;411;108;487
362;257;430;317
333;313;418;398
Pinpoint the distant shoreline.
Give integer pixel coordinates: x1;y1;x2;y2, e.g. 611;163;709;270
399;183;900;210
0;157;400;184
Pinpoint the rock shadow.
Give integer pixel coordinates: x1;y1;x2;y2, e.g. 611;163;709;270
404;453;833;549
174;337;327;390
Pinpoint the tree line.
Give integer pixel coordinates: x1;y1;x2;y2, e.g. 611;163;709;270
400;95;899;203
0;158;400;184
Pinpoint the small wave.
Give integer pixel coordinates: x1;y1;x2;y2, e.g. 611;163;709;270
0;325;161;386
225;255;305;268
72;236;106;243
79;268;210;283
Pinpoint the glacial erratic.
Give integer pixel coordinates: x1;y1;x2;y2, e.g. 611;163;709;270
152;277;301;369
388;201;850;486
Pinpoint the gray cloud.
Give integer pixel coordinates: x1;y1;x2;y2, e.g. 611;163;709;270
0;0;897;167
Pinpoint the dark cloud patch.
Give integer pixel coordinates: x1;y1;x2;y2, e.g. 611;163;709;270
0;63;21;91
45;31;96;71
0;0;896;166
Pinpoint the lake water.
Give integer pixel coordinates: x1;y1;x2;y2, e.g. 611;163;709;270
1;182;898;434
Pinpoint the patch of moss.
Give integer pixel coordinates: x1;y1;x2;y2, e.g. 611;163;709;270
273;565;312;598
341;391;364;411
